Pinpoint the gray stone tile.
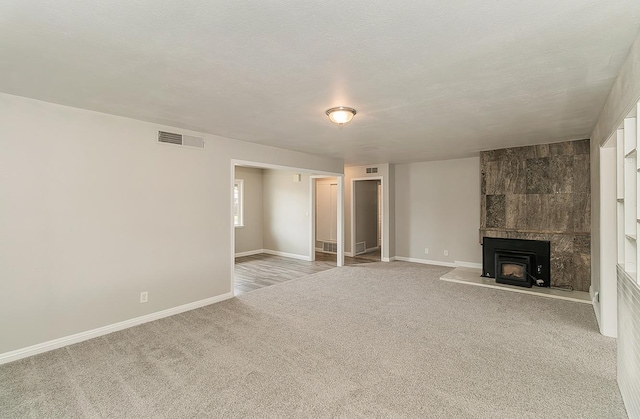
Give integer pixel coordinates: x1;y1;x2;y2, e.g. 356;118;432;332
486;195;506;228
573;154;590;194
550;251;573;287
482;229;504;238
505;194;527;230
484;159;527;195
480;151;491;166
573;139;590;155
573;194;591;232
525;194;545;231
573;235;590;253
505;145;535;160
526;158;551;194
534;143;550;158
550;156;574;193
551;235;574;253
524;194;572;232
549;141;574;156
548;194;573;231
484;149;505;162
573;252;591;292
529;233;553;242
505;230;522;239
483;161;502;194
504;159;527;194
481;168;487;195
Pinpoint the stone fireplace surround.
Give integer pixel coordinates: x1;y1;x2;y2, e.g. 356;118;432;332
480;139;590;292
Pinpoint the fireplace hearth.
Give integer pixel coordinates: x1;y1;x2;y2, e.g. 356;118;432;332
482;237;550;288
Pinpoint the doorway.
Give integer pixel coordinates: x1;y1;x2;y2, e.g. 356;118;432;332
230;160;344;296
352;178;382;261
314;177;338;253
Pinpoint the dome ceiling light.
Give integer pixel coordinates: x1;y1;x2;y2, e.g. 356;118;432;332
325;106;356;127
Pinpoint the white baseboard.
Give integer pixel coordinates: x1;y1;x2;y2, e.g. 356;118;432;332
590;285;603;332
393;256;456;267
0;292;234;365
393;256;481;269
455;261;482;269
366;246;380;253
263;249;312;261
235;249;264;257
382;257;391;262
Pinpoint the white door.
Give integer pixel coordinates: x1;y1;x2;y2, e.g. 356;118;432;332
316;182;338;242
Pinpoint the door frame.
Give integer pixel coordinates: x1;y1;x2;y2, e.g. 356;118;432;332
351;176;384;260
310;176;341;265
597;137;617;337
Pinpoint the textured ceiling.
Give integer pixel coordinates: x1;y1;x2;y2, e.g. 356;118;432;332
1;1;639;165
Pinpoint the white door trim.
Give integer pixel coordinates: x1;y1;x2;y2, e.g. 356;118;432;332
351;176;384;261
597;141;617;337
310;175;344;266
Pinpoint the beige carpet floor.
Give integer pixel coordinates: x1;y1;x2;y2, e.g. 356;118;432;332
0;262;626;418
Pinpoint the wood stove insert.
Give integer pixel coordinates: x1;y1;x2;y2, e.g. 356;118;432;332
482;237;551;288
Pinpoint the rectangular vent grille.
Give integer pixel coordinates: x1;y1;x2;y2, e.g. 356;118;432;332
355;242;366;255
158;131;182;145
366;167;378;174
183;135;205;148
322;241;338;253
158;131;205;149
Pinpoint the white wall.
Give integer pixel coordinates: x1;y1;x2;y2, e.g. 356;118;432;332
262;170;311;258
394;157;481;266
234;167;263;255
589;29;640;417
0;93;342;354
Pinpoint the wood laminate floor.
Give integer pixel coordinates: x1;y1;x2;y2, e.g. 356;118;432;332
234;249;381;294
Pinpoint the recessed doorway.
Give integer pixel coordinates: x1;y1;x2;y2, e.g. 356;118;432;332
351;178;382;262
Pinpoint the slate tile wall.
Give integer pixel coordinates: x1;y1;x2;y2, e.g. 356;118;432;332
480;139;591;291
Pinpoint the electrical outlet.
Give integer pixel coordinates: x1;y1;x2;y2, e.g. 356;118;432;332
140;291;148;303
444;250;449;256
424;248;429;254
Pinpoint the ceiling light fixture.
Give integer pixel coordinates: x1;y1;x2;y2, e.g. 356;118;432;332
325;106;357;127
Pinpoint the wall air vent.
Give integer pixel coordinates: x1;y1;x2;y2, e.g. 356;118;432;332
355;242;366;255
158;131;205;149
366;167;378;174
322;241;338;254
158;131;182;145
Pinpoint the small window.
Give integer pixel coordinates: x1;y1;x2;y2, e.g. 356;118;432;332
234;179;244;227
